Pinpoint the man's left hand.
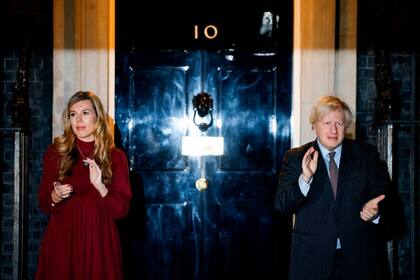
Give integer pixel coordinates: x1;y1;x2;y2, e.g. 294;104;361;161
360;194;385;222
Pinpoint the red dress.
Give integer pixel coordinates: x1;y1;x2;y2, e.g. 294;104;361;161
35;139;132;280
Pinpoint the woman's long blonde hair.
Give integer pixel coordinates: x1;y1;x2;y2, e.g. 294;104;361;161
53;91;114;184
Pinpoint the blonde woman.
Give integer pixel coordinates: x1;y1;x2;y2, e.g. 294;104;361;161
36;91;132;280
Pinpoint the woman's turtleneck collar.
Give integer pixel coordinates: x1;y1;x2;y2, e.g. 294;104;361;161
75;137;95;153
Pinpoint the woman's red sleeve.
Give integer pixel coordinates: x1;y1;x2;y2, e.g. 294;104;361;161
38;145;63;214
101;148;132;219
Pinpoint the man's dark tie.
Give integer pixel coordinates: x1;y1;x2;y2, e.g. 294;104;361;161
328;152;338;199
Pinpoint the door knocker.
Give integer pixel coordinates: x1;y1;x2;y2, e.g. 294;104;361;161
193;92;213;132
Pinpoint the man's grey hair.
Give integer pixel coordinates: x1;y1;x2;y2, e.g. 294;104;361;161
309;96;353;127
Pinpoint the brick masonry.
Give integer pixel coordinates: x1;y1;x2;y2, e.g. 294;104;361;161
1;49;52;279
357;50;417;279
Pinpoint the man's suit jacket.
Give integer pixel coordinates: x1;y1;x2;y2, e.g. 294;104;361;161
274;138;392;280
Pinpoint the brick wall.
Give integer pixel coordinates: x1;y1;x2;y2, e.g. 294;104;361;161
1;49;52;279
357;50;415;279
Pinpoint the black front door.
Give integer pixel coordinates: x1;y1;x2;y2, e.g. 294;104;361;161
116;2;293;279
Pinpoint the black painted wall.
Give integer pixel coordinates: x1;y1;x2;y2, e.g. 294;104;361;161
1;1;52;279
356;50;418;279
357;1;420;277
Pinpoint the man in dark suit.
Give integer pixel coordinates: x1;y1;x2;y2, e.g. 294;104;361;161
274;96;392;280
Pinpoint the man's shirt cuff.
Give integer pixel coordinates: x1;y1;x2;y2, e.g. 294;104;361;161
298;174;312;196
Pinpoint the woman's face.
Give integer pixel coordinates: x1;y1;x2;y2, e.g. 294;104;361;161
69;99;97;142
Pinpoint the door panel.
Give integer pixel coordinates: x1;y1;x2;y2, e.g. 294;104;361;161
142;203;195;279
129;67;188;171
218;67;277;171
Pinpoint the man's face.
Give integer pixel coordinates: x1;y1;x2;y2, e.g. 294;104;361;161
313;109;347;151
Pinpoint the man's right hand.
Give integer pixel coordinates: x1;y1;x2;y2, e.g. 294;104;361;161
301;146;318;183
